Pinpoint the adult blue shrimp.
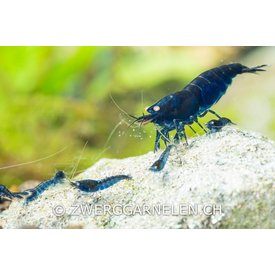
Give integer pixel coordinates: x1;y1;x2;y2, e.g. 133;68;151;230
132;63;266;152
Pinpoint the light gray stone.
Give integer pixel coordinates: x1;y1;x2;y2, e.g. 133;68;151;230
1;125;275;228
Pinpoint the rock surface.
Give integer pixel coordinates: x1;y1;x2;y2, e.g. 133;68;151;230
1;126;275;229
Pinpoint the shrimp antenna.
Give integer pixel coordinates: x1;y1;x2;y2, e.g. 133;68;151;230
109;92;140;124
69;141;88;180
0;146;68;170
109;92;136;119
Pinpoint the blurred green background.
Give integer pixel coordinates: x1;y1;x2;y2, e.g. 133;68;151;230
0;46;274;187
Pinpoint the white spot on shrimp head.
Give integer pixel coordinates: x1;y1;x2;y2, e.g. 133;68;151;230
153;105;160;112
145;105;160;113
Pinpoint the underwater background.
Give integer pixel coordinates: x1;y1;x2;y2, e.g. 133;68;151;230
0;46;274;186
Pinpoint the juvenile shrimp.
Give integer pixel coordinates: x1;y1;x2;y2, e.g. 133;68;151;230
205;117;235;133
132;63;266;151
149;145;175;172
71;175;132;193
1;171;132;205
24;171;66;204
0;184;15;200
0;184;35;200
0;171;66;204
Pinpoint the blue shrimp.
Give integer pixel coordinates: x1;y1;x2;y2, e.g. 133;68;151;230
0;184;15;200
149;145;175;172
72;175;132;193
132;63;266;151
24;171;66;204
206;117;234;133
0;171;65;203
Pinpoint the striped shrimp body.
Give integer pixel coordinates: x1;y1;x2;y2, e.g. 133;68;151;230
0;171;65;203
0;184;35;200
0;184;15;200
133;63;266;151
72;175;131;193
1;171;132;205
24;171;66;204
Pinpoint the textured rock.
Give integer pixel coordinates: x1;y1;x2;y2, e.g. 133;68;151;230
1;125;275;229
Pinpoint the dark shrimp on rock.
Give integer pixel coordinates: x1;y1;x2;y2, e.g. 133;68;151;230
131;63;266;152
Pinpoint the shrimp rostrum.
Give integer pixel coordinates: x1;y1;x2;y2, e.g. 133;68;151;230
132;63;266;152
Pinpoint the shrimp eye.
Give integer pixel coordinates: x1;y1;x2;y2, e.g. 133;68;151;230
153;105;160;112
